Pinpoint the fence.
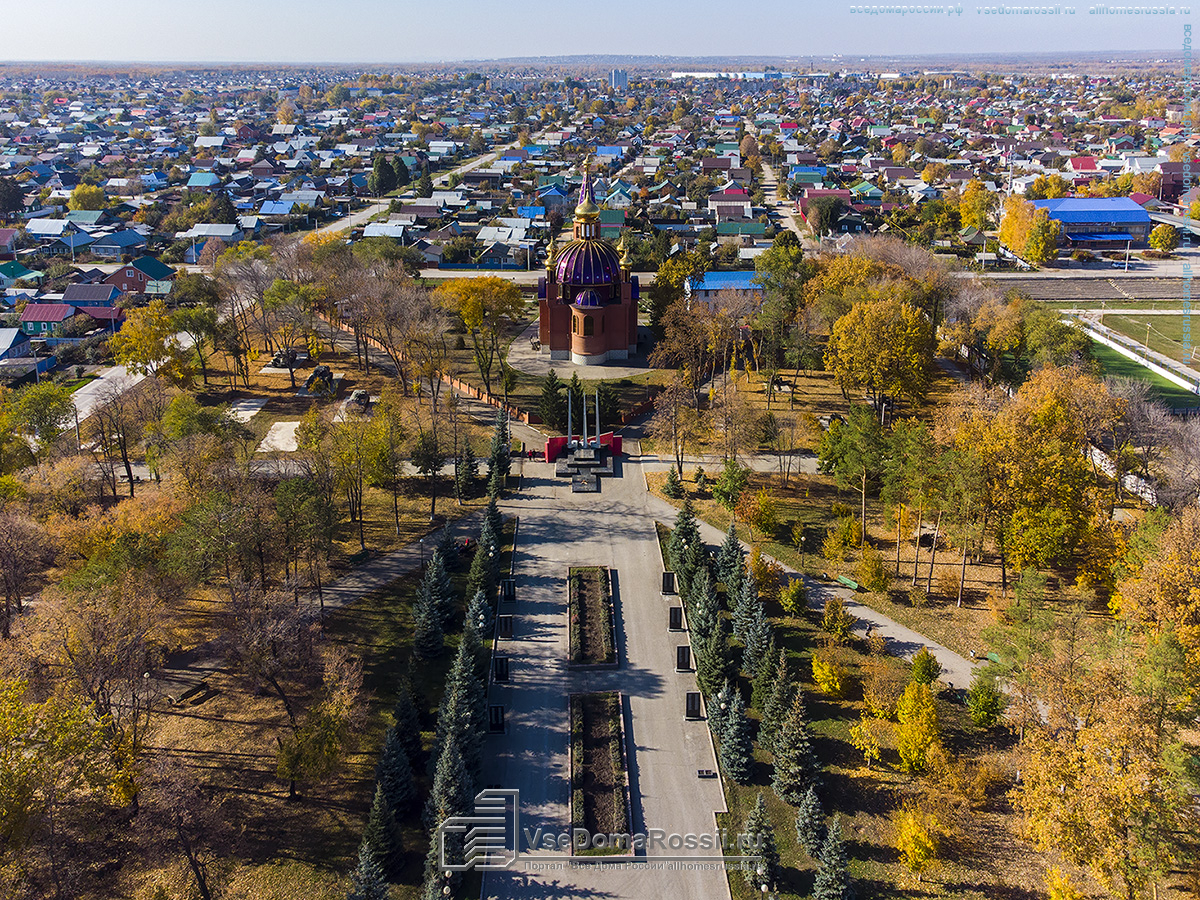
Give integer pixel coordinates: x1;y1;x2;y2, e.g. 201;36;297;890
1075;319;1200;398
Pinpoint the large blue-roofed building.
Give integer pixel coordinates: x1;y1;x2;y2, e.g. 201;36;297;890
684;270;764;310
1030;197;1152;246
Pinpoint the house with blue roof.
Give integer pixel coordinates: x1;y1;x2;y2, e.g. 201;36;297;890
90;229;148;259
186;172;222;190
684;270;764;310
1029;197;1152;246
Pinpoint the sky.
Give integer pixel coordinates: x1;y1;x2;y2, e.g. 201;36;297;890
0;0;1191;64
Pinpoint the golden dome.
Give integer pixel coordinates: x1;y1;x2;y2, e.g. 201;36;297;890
575;155;600;221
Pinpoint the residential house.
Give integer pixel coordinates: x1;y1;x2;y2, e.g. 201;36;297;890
19;303;78;337
0;260;41;288
25;218;80;242
62;283;120;307
685;271;764;311
0;229;16;260
90;229;148;259
186;172;222;191
47;232;95;257
103;256;176;296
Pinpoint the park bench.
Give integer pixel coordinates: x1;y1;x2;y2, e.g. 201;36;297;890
836;575;860;591
168;680;209;707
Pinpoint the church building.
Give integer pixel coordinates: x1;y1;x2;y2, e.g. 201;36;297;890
537;160;639;364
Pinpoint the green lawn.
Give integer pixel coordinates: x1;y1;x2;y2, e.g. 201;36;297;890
1089;341;1200;408
1100;313;1200;374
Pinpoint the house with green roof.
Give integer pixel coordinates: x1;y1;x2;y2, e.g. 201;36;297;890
849;181;884;203
103;255;176;296
717;221;767;237
0;260;41;288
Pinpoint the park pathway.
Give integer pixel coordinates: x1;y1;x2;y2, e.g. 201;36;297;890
640;489;979;691
480;456;731;900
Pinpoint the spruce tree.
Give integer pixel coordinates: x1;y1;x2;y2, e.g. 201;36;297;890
489;409;511;479
741;793;782;893
719;689;754;784
432;641;486;778
393;155;410;187
539;369;565;431
688;568;719;642
742;600;773;680
596;379;617;433
707;679;736;744
463;588;494;661
758;650;793;752
361;784;402;878
456;444;479;501
465;535;495;602
663;466;684;498
391;683;422;761
733;577;758;645
487;462;505;498
369;153;397;196
377;726;417;816
423;740;473;830
812;817;853;900
668;498;706;600
436;524;457;568
772;692;820;805
717;520;744;591
668;496;702;570
696;617;735;697
416;170;433;197
412;584;444;661
795;784;827;858
347;839;390;900
424;549;455;627
422;829;461;900
484;495;503;539
566;372;585;435
750;638;779;711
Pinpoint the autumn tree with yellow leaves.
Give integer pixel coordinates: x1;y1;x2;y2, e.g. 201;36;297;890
999;196;1061;266
434;276;524;395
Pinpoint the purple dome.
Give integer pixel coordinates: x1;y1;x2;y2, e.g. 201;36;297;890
574;289;603;307
555;238;621;287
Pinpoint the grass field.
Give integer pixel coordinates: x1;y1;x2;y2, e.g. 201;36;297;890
1100;313;1200;375
1089;341;1200;409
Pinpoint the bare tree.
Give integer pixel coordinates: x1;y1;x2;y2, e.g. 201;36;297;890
36;574;165;811
647;377;707;476
0;510;52;638
1160;416;1200;509
142;758;230;900
88;384;147;498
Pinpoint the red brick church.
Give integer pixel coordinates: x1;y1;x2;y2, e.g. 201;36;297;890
537;160;639;364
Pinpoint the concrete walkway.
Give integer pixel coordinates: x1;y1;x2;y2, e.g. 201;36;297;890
505;321;656;380
481;457;730;900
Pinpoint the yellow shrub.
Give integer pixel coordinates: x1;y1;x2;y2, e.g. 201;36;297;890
811;652;851;698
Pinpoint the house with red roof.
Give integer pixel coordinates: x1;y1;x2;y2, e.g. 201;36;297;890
19;303;78;337
1066;156;1101;178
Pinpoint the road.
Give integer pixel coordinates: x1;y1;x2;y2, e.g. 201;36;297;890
314;131;548;239
760;161;800;237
